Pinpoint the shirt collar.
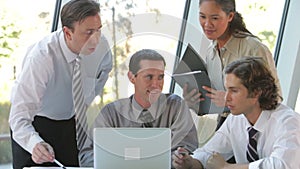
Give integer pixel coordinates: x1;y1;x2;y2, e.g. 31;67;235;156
222;36;239;56
251;110;272;133
59;29;78;63
131;94;166;121
131;96;143;121
211;35;238;59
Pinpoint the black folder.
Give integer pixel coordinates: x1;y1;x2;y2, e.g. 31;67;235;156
173;44;211;115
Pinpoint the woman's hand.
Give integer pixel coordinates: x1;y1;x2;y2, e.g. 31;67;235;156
202;86;226;107
183;84;204;109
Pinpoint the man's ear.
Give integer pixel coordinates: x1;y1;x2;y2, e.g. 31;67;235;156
249;89;262;99
256;90;262;99
63;26;72;40
128;71;135;84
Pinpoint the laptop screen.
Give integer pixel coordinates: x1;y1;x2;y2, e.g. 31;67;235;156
93;128;171;169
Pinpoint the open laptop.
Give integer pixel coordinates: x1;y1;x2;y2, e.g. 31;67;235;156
94;128;171;169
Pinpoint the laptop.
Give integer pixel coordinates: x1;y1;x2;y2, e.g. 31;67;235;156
94;128;171;169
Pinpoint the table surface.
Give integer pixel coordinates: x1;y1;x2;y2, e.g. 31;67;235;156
23;167;93;169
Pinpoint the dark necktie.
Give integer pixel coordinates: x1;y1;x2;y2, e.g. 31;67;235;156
72;56;88;150
246;126;259;162
139;109;154;127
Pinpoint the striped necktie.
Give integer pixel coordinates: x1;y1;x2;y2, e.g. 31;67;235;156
139;109;154;127
72;56;88;151
246;126;259;162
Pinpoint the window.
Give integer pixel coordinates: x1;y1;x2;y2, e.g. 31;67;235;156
82;0;187;122
0;0;56;167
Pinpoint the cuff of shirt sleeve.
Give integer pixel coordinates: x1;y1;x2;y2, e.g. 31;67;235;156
28;135;44;154
248;159;263;169
79;151;94;167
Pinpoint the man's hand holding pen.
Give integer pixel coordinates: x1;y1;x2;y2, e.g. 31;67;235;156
32;141;66;168
172;147;194;169
31;142;54;164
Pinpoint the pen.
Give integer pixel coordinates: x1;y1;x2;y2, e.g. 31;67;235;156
54;159;66;169
96;71;102;79
180;145;194;155
175;146;194;156
179;150;194;156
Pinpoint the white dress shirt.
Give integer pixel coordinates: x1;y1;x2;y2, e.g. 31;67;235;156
9;29;112;154
192;104;300;169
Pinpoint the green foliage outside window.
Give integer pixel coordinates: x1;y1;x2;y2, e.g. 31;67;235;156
0;102;12;164
0;10;21;58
